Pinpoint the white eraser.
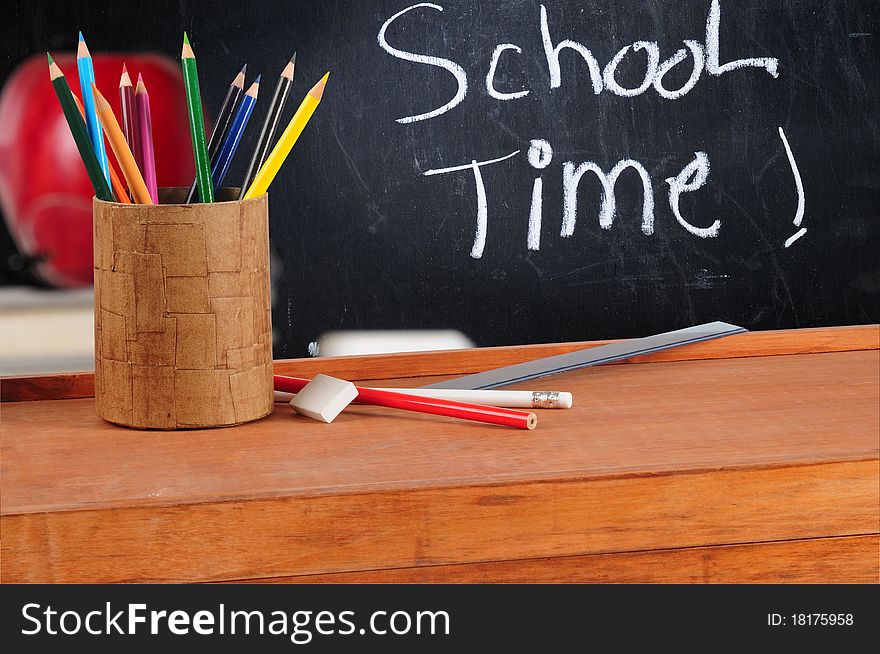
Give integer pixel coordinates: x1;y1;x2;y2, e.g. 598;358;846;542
289;374;358;423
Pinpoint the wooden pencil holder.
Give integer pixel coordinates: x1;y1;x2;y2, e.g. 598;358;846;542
93;187;274;429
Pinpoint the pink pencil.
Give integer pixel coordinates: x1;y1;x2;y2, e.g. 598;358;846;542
134;74;158;203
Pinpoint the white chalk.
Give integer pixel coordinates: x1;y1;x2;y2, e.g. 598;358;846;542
423;150;520;259
486;44;530;100
378;3;468;123
289;374;358;423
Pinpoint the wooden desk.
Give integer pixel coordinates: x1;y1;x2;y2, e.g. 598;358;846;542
2;326;878;583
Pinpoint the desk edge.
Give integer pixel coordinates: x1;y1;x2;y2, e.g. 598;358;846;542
2;324;878;402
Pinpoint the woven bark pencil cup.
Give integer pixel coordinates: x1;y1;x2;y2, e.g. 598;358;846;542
93;188;274;429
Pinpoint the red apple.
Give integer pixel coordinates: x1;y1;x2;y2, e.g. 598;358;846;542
0;53;205;287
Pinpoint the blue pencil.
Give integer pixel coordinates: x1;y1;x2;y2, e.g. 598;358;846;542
211;75;260;191
76;32;110;185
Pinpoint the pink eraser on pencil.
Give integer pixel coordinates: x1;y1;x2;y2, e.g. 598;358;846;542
289;374;358;423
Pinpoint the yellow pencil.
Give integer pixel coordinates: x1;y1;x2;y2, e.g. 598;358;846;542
91;83;153;204
243;72;329;199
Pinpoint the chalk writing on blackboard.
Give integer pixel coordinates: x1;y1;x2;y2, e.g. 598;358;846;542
379;1;806;258
778;127;808;248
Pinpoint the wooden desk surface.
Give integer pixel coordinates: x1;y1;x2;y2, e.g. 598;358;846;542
2;325;878;583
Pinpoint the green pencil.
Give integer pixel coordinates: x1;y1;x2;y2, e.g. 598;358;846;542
47;54;113;202
181;33;213;203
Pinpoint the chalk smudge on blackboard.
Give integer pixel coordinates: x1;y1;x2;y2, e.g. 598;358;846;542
691;268;732;289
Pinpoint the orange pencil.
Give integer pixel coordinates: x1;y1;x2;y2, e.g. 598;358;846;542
90;83;152;204
72;94;130;204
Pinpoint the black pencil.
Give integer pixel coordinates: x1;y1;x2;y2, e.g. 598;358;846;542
238;53;296;199
185;63;247;203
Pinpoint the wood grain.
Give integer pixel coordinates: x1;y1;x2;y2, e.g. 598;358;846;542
2;324;877;402
242;535;880;584
2;461;876;583
3;350;877;514
1;329;877;583
0;372;95;403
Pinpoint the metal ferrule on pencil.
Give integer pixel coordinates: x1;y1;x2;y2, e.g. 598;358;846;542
531;391;563;409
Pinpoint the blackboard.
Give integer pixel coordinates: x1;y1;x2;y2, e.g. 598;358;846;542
4;0;879;357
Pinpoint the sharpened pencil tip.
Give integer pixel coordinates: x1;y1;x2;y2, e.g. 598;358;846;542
181;33;195;58
240;63;248;75
78;31;84;41
122;62;127;73
90;82;109;111
233;66;246;88
281;56;295;80
253;74;261;84
47;54;62;80
77;33;91;59
309;72;330;101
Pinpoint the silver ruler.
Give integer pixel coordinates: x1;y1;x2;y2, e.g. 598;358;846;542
422;321;747;390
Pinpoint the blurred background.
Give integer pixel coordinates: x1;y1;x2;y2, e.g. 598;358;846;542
0;0;480;374
1;0;878;375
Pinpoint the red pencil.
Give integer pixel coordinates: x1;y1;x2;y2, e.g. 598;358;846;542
274;375;537;430
119;64;142;173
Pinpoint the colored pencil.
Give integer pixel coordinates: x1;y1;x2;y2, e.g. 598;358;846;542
106;162;132;204
273;375;538;430
238;53;295;199
243;72;329;199
71;94;130;204
211;75;260;190
91;84;153;204
119;64;142;174
76;32;110;185
134;74;158;203
180;33;213;203
47;54;113;202
185;64;246;203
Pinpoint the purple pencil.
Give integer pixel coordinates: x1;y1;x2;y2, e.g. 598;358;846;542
134;74;158;203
